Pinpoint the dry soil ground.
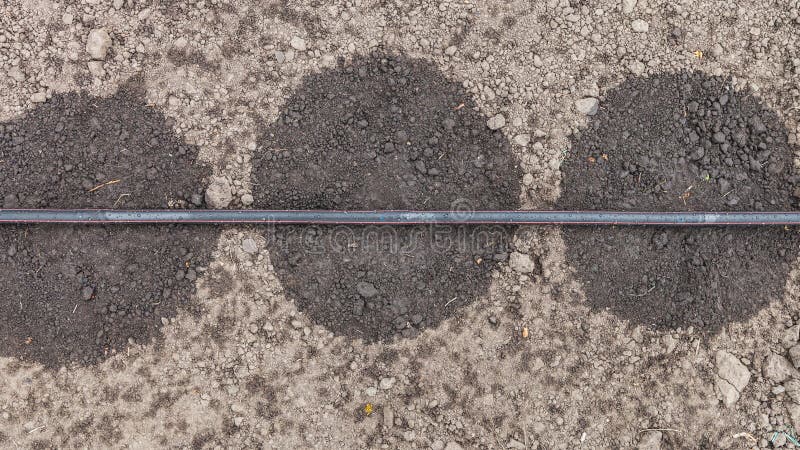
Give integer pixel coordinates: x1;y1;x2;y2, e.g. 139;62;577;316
2;0;800;449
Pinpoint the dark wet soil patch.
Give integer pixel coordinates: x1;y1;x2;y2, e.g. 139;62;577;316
0;84;216;367
252;54;521;342
560;71;800;332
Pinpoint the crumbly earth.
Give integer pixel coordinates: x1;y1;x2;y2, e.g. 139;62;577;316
1;0;800;449
253;54;520;342
560;71;800;333
0;85;218;368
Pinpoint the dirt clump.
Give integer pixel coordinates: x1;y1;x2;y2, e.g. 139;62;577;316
560;71;800;332
0;84;217;367
252;53;522;342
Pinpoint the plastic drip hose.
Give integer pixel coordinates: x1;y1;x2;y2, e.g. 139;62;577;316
1;209;800;225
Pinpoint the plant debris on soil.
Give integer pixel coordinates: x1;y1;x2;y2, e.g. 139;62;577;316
252;54;522;342
0;84;217;367
560;71;800;332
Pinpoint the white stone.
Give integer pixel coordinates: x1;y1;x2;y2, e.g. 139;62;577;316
205;177;233;209
637;431;661;450
86;29;111;60
173;37;188;49
631;19;649;33
486;114;506;130
290;36;307;51
523;173;534;186
7;67;25;82
87;61;105;77
714;350;750;406
242;238;258;254
379;377;395;390
622;0;637;14
764;353;799;382
509;252;535;273
514;134;531;147
575;97;599;115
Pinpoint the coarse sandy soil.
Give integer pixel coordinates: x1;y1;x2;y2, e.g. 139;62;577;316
1;0;800;449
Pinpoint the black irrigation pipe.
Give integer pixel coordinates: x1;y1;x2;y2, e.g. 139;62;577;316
1;209;800;226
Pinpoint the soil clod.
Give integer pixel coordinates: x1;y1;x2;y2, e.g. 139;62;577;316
252;54;522;342
0;84;217;367
560;71;800;333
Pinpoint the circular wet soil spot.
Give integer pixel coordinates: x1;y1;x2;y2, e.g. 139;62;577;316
560;71;800;332
0;85;216;367
252;54;522;342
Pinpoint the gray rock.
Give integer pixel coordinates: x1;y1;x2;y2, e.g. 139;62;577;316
523;173;534;186
783;325;800;349
789;403;800;431
714;350;750;406
172;37;188;50
514;134;531;147
86;28;111;60
444;443;463;450
790;345;800;368
629;60;646;76
785;379;800;402
383;407;394;429
4;194;19;208
290;36;307;51
205;177;233;209
82;286;95;301
7;67;25;82
30;92;47;103
487;114;506;130
631;19;650;33
240;193;254;206
509;252;535;273
356;282;378;298
764;353;800;383
87;61;105;77
622;0;637;13
379;377;395;390
575;97;599;116
242;238;258;254
637;431;661;450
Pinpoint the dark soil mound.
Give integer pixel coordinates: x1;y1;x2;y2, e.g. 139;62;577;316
0;84;216;367
252;54;521;342
560;71;800;332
